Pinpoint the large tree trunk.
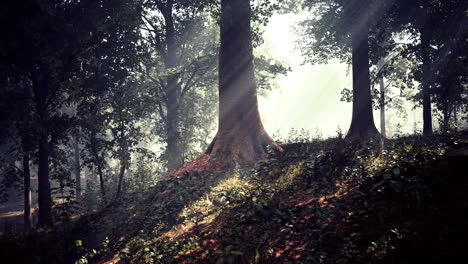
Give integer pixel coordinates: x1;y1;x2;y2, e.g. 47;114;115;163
176;0;282;174
33;74;53;227
162;1;183;171
346;21;380;139
166;78;182;171
420;27;433;136
23;154;31;230
73;133;81;201
379;75;386;138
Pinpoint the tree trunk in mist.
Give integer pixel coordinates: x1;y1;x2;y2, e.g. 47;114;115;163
90;132;106;200
160;0;183;171
346;22;380;139
115;120;127;199
97;165;106;200
420;12;433;136
442;99;450;133
166;79;182;171
116;164;126;199
23;154;31;230
379;75;386;138
176;0;282;174
73;134;81;201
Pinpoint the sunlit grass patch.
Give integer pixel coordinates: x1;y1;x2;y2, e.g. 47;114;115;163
272;161;306;190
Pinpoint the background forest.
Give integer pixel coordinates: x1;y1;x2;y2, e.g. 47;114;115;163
0;0;466;263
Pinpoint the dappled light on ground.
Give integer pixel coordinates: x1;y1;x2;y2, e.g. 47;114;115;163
69;133;467;264
0;133;466;263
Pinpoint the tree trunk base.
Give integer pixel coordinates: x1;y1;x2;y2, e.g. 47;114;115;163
174;131;283;176
346;125;381;140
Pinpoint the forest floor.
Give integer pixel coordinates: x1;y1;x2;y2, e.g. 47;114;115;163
0;132;467;264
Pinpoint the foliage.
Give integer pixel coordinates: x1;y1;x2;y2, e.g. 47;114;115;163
2;132;465;263
0;1;466;262
297;0;397;65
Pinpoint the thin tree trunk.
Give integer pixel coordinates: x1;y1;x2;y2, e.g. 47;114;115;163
453;106;458;129
23;154;31;230
442;99;450;133
73;134;81;201
420;22;433;136
379;75;386;138
97;165;106;200
176;0;282;174
90;132;106;201
346;21;380;139
116;120;127;199
37;141;52;227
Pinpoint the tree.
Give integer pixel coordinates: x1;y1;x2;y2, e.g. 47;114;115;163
388;0;468;135
426;0;467;133
141;0;288;171
22;154;32;230
78;66;149;202
298;0;400;138
412;0;436;136
72;130;81;201
177;0;283;174
141;0;219;171
347;5;380;138
370;48;416;138
109;78;149;199
0;0;142;226
0;72;36;228
81;116;110;202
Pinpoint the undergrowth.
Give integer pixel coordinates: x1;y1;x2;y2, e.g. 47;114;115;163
1;132;467;264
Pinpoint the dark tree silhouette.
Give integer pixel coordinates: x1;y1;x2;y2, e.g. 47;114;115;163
298;0;387;139
22;154;31;230
347;11;380;138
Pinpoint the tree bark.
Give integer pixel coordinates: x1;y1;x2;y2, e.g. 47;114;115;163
166;85;182;171
442;98;450;133
379;75;386;138
97;165;106;200
33;74;53;227
23;154;31;230
115;120;127;199
90;132;106;200
420;27;433;136
37;141;52;227
116;164;126;199
162;1;183;171
346;20;380;139
176;0;282;174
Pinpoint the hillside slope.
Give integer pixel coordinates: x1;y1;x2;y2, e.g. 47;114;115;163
1;133;467;264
